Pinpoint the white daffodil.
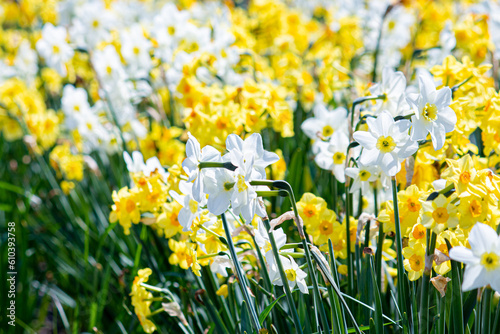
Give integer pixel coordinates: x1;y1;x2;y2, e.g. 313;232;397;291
124;151;145;173
345;163;379;193
353;111;418;176
301;103;349;140
427;21;456;66
70;1;115;49
36;23;74;76
92;45;127;86
270;256;309;294
61;85;92;129
449;223;500;293
203;168;236;216
313;131;351;183
182;133;221;202
123;151;168;182
254;220;287;264
210;255;232;277
407;71;457;150
170;181;207;232
14;41;38;85
120;24;153;78
369;67;407;117
229;152;266;221
226;133;279;179
152;3;190;63
143;157;169;182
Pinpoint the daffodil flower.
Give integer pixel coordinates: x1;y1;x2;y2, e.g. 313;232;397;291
407;71;456;150
449;223;500;292
270;256;309;294
36;23;74;76
210;256;232;277
230;152;266;221
255;220;288;264
170;181;207;232
182;133;221;202
124;151;146;173
345;163;379;193
353;111;418;176
301;103;348;140
203;168;236;216
226;133;279;179
313;131;352;183
369;67;408;117
420;194;458;234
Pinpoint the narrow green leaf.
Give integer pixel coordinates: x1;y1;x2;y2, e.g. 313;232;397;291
258;294;287;325
447;240;464;334
240;300;252;334
369;256;383;334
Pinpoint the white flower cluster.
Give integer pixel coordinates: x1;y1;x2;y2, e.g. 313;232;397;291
0;0;243;154
177;133;279;231
302;68;457;194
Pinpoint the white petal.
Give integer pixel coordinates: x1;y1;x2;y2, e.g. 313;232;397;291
397;140;418;159
429;123;446;150
301;118;324;139
410;118;428;141
468;223;498;254
186;133;201;161
201;145;222;162
315;152;334;171
353;131;376;150
226;134;243;152
434;86;452;109
207;192;231;215
449;246;477;265
377;111;395;136
244;133;263;157
380;153;400;176
344;167;359;179
360;148;380;166
192;176;203;202
462;264;488;291
333;164;346;183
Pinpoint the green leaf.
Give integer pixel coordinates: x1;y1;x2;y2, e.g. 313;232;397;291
240;300;252;334
447;240;464;334
259;294;287;325
369;256;384;334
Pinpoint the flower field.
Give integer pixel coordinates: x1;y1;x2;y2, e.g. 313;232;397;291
1;0;500;333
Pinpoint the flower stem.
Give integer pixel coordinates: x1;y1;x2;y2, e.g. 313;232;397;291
220;213;261;332
419;231;436;334
282;182;331;333
262;217;304;333
391;176;410;331
198;161;237;171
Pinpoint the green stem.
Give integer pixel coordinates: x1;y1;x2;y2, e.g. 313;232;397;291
350;95;386;129
262;217;304;334
285;186;331;333
331;174;338;216
481;288;492;333
345;190;355;301
220;213;261;332
328;240;348;334
419;231;437;334
391;177;409;332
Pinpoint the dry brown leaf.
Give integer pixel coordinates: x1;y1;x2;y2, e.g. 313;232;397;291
430;275;451;297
